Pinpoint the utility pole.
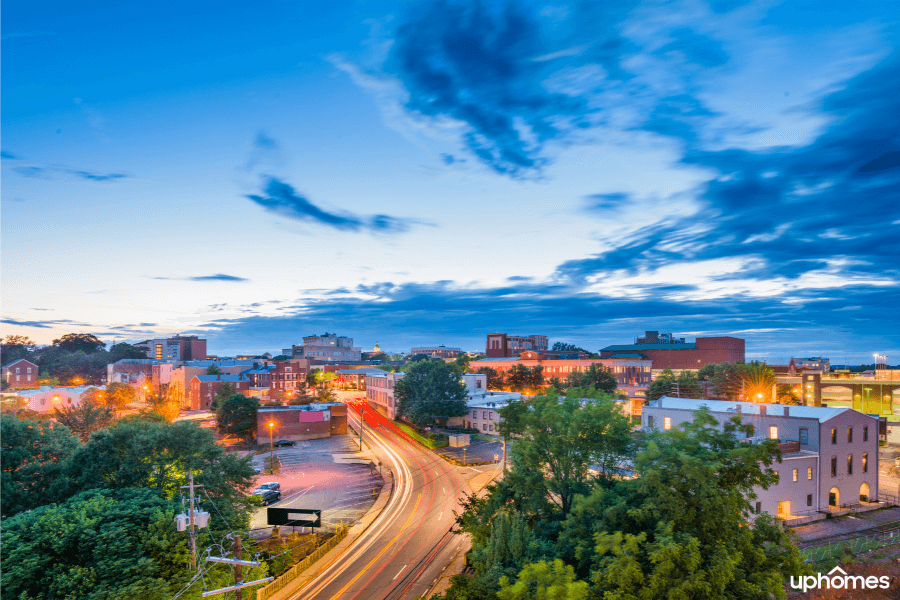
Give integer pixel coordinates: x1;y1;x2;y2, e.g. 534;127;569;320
188;470;197;570
502;437;507;475
234;535;242;600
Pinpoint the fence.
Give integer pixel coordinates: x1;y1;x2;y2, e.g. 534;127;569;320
802;529;900;564
256;525;349;600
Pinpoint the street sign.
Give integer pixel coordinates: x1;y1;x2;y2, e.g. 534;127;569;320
494;454;499;461
267;508;321;527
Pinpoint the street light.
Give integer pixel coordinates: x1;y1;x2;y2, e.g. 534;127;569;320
268;421;275;474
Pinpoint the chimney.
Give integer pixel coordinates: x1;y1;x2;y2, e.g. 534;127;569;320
735;404;742;413
784;406;790;417
217;373;221;381
760;405;767;416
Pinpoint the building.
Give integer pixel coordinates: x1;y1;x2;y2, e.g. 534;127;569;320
642;397;880;523
2;358;39;389
5;385;103;413
335;367;390;390
256;403;348;444
599;336;745;370
283;333;362;362
452;391;523;435
188;374;251;411
365;371;493;420
485;333;548;358
410;346;461;359
472;355;653;400
636;331;685;344
135;336;207;361
793;357;831;373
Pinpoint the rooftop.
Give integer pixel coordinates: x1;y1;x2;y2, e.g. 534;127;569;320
194;374;245;383
602;343;696;351
646;396;865;423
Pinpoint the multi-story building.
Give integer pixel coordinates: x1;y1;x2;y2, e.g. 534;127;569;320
365;370;402;419
410;346;462;359
135;336;207;361
256;403;348;444
2;359;39;389
335;367;390;390
600;335;744;370
636;331;686;344
485;333;548;358
642;397;880;523
188;374;251;411
283;333;362;362
792;357;831;373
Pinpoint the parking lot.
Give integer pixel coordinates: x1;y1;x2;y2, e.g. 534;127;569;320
248;435;384;534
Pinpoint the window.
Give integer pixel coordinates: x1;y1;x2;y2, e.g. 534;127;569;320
755;502;761;514
807;494;813;507
863;453;868;473
41;398;45;406
848;428;853;443
489;412;493;420
483;411;488;419
792;469;798;482
847;455;853;475
15;367;20;374
808;467;813;480
864;426;868;442
472;411;477;419
27;367;31;373
476;380;482;389
647;415;654;428
831;428;837;444
769;426;778;440
799;428;808;445
831;456;837;477
664;416;672;430
483;424;487;431
489;424;494;431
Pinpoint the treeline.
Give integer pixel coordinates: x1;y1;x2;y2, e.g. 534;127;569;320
476;363;619;395
435;389;808;599
645;361;793;403
1;333;147;386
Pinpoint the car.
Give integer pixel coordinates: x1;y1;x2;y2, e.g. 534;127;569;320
253;489;281;506
272;440;296;447
256;482;280;492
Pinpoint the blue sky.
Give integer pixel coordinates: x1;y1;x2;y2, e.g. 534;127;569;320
2;0;898;363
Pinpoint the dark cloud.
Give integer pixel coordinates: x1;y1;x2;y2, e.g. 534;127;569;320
13;165;129;182
247;177;428;234
858;151;900;173
1;151;19;160
148;274;249;282
1;318;83;329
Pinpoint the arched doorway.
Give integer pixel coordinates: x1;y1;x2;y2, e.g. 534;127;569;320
860;483;870;503
829;487;840;508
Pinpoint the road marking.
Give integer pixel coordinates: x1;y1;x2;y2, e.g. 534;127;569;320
439;512;442;521
443;487;446;494
392;565;407;581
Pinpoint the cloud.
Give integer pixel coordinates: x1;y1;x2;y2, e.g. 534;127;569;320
1;318;84;329
148;274;249;282
1;151;20;160
13;165;130;182
858;151;900;173
246;177;428;234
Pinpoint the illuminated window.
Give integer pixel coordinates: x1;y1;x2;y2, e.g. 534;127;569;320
792;469;798;482
863;453;868;473
808;467;813;480
863;426;868;442
664;416;672;430
769;426;778;440
831;428;836;444
847;455;853;475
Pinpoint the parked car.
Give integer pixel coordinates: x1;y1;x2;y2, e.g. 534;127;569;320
253;489;281;506
273;440;296;447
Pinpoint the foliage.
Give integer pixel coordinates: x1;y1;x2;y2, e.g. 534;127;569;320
477;366;505;390
505;364;544;393
52;332;106;353
498;559;589;600
395;421;449;449
499;389;633;516
702;361;776;401
288;393;315;405
645;369;703;402
316;388;338;403
147;386;181;422
394;359;469;426
213;382;238;407
777;384;801;404
215;393;260;441
272;354;291;361
54;400;115;442
0;488;192;600
107;342;149;361
306;368;321;388
207;364;222;375
315;370;337;388
104;381;137;411
0;416;81;517
563;364;618;394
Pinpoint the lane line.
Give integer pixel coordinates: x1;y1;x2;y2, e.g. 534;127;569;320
392;565;408;581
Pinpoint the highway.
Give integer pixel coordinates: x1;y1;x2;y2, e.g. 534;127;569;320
289;402;471;600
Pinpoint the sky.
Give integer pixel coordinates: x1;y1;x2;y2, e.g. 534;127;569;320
2;0;898;363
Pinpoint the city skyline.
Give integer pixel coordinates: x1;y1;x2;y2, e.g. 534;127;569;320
2;0;898;362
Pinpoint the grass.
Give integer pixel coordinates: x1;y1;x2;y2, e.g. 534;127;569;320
395;422;449;449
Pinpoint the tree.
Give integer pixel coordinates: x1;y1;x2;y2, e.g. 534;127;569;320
4;334;36;347
51;333;106;353
702;361;776;401
316;388;338;403
394;359;469;427
498;559;589;600
1;335;36;365
215;394;260;441
213;382;237;408
0;416;81;517
108;342;148;361
147;386;181;422
54;400;115;442
499;390;633;516
104;381;136;411
1;488;192;600
645;369;703;402
306;368;320;388
777;384;801;404
566;364;618;394
477;366;505;390
206;364;222;375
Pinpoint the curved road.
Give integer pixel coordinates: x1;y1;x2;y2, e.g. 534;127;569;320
289;402;470;600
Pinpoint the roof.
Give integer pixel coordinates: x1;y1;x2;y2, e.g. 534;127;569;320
193;374;245;383
466;391;522;408
12;385;105;397
646;396;860;423
184;359;257;367
242;365;276;374
3;358;37;367
602;343;696;351
337;368;389;375
472;357;526;362
608;353;646;359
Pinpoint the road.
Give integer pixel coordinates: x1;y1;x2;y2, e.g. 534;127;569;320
289;403;470;600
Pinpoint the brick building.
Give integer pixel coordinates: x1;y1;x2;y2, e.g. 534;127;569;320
410;346;461;359
135;336;207;361
283;333;362;362
599;336;745;370
2;359;39;389
485;333;548;358
188;374;251;410
256;403;348;443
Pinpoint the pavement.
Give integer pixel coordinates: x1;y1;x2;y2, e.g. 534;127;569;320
434;437;505;465
790;506;900;544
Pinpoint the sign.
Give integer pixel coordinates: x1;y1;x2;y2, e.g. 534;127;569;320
267;508;321;527
494;454;499;461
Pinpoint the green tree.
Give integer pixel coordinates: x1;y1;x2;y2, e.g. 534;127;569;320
216;393;260;441
306;368;321;388
316;388;338;403
505;364;532;392
574;364;618;394
206;364;222;375
702;361;776;402
104;381;136;411
0;488;192;600
108;342;149;361
54;400;115;442
1;334;36;364
645;369;703;402
498;559;589;600
477;366;505;390
499;389;633;515
147;385;181;422
213;382;238;407
0;416;81;517
51;333;106;353
394;359;469;427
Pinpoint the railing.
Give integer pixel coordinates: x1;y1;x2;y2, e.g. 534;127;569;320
802;528;900;563
879;492;899;506
256;525;349;600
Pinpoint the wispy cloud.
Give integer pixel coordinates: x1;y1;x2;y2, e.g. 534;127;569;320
1;151;20;160
247;177;429;234
1;318;86;329
13;165;130;182
148;274;250;282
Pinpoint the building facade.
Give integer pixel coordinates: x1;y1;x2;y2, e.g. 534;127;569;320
256;403;348;443
642;397;880;521
135;336;207;361
6;385;102;413
485;333;549;358
284;333;362;362
365;370;403;419
410;346;461;359
3;359;39;389
188;374;251;411
600;336;745;370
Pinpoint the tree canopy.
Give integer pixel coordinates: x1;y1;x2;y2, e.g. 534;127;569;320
216;393;260;441
645;369;703;402
394;359;469;426
52;333;106;353
699;361;777;401
104;381;137;411
54;400;116;442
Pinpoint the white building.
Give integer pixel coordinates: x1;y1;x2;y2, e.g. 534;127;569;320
284;333;362;362
6;385;105;413
642;397;880;524
365;370;403;419
453;391;523;435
